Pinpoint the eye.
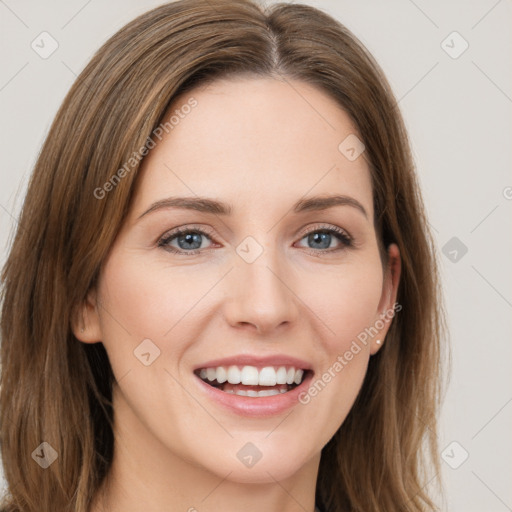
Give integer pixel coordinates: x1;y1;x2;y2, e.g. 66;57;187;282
158;226;215;255
295;224;353;255
157;223;353;256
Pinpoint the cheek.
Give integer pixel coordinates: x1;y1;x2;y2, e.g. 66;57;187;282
97;251;213;343
293;260;383;430
300;259;384;353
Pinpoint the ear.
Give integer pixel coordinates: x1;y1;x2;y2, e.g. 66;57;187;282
370;243;401;355
71;288;103;343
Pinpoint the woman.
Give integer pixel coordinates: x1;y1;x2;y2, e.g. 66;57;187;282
0;0;446;511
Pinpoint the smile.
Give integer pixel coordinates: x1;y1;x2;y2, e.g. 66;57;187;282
194;365;309;397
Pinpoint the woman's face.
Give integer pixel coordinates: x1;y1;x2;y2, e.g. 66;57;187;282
78;77;400;484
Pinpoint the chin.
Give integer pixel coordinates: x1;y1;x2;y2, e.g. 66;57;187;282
221;462;305;484
198;442;315;484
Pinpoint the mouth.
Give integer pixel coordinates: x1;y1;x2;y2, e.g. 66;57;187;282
193;365;312;397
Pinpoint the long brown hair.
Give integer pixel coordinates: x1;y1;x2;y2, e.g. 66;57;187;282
0;1;447;510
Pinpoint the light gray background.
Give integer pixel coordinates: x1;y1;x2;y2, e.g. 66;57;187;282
1;1;511;511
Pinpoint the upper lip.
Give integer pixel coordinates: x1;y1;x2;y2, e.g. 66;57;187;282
193;354;313;371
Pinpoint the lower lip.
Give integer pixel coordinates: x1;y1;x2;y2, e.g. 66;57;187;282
194;371;314;417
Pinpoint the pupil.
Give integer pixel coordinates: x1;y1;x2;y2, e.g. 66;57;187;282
178;233;202;250
309;232;330;249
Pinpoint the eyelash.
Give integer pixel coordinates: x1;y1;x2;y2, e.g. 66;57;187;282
158;224;353;257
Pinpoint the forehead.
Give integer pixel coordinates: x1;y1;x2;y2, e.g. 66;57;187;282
132;77;373;220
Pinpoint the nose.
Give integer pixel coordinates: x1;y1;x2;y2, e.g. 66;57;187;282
223;244;299;335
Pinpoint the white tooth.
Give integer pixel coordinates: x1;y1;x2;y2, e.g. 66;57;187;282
294;369;304;385
216;366;227;383
258;366;277;386
224;389;234;394
240;366;259;385
206;368;217;381
227;365;241;384
257;389;281;397
235;389;248;396
246;390;258;397
280;388;287;393
276;366;287;384
286;367;295;385
199;369;207;379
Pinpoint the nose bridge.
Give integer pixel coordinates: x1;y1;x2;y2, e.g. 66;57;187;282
223;235;298;333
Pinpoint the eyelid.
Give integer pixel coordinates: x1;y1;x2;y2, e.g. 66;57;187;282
295;222;352;242
159;224;215;243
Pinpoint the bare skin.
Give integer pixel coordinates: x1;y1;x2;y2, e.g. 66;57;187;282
74;76;401;512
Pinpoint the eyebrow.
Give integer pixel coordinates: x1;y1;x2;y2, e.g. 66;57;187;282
138;194;368;220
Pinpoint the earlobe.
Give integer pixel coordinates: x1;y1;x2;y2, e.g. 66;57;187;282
371;243;401;355
71;289;103;344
